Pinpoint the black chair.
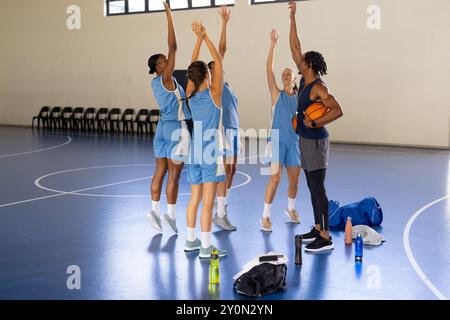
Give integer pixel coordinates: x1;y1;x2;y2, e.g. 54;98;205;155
32;106;50;129
82;107;96;131
61;107;73;131
95;108;109;133
49;106;62;130
71;107;85;131
120;108;135;135
148;109;160;137
135;109;150;136
107;108;122;134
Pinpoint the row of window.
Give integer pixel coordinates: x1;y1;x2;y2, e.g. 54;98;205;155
105;0;300;16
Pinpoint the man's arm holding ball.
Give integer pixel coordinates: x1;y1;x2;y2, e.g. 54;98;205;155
303;84;344;128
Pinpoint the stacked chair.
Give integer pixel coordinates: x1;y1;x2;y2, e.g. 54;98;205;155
32;106;51;129
31;106;160;137
120;108;136;135
95;108;109;133
82;108;96;131
71;107;85;131
60;107;73;131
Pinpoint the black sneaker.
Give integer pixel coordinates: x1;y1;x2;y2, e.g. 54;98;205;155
300;227;321;243
305;235;334;252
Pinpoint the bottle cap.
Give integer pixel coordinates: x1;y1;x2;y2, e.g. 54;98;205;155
211;250;219;259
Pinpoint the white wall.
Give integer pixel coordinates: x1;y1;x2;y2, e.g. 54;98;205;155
0;0;449;148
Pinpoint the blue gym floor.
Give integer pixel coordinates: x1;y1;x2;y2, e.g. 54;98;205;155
0;126;449;300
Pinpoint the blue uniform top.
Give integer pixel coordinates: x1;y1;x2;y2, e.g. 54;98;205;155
222;83;239;129
271;91;298;145
189;88;222;164
151;76;191;121
296;78;329;139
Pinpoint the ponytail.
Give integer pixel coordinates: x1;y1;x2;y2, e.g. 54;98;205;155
186;60;208;101
188;82;200;100
148;54;163;75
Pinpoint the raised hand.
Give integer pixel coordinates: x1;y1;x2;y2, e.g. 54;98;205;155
191;21;206;39
270;29;279;46
219;5;231;24
288;1;297;16
163;0;171;13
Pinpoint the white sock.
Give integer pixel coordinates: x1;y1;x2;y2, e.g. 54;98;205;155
167;204;176;220
187;227;196;242
225;188;231;205
152;200;161;216
263;203;271;218
217;197;226;218
288;197;296;211
201;232;211;249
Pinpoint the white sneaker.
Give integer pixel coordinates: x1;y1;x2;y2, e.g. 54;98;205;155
162;214;178;234
146;211;162;233
284;208;301;224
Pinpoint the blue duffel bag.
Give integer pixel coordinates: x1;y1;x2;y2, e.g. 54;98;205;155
328;197;383;228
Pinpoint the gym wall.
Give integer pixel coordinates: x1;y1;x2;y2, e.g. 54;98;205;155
0;0;449;148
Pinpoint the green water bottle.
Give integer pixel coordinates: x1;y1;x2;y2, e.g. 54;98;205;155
209;250;220;284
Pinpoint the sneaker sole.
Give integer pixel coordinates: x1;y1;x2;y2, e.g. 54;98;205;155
301;237;317;243
184;246;201;252
305;244;335;252
146;213;162;233
260;219;272;232
284;209;301;224
162;215;178;234
199;253;228;259
214;220;237;231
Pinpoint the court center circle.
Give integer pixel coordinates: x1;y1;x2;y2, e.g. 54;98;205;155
34;164;252;198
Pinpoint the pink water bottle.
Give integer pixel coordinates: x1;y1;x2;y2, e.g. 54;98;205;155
345;217;353;245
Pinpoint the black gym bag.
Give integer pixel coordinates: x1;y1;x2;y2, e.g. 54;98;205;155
233;254;288;298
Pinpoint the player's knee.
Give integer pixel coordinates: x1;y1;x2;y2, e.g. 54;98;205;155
227;164;236;178
271;174;281;185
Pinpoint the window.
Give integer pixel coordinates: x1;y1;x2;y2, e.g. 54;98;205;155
105;0;235;16
250;0;308;4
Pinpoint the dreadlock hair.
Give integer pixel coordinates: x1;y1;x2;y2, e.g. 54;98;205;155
293;83;299;95
304;51;328;77
148;54;163;75
187;60;208;100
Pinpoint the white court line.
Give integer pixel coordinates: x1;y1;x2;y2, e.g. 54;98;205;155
0;136;72;158
0;174;153;209
1;164;252;207
403;195;449;300
34;163;251;197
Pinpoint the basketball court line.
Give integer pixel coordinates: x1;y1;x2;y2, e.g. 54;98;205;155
34;164;251;198
0;136;72;158
0;164;251;206
403;195;450;300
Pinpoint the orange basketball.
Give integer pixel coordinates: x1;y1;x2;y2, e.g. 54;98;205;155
292;115;298;130
305;103;327;121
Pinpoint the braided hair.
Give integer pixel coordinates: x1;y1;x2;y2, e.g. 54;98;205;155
304;51;328;77
187;60;208;100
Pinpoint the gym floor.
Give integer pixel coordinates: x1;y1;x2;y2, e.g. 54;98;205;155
0;126;449;300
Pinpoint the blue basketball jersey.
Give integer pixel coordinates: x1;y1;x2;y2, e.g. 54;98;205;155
189;88;221;164
222;83;239;129
151;76;191;121
271;91;298;145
